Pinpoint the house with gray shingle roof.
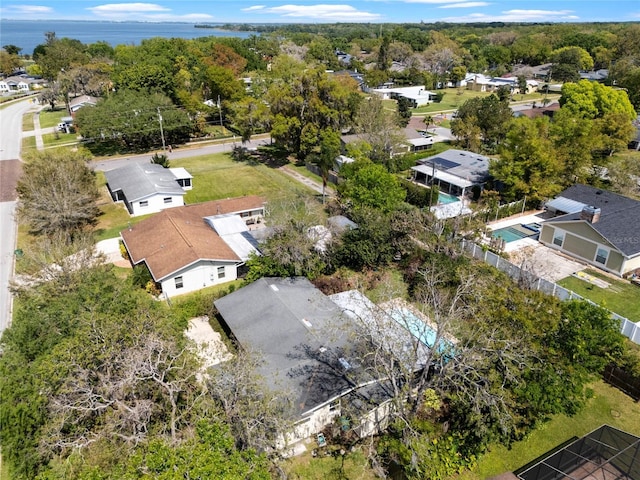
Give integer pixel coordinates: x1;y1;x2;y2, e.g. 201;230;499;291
104;163;193;216
214;278;395;452
540;184;640;276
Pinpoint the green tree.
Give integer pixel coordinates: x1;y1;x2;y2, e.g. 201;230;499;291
35;37;89;80
491;116;563;202
339;161;406;213
267;66;360;159
17;149;99;240
0;49;21;75
75;90;193;153
397;96;412;127
311;128;342;203
452;94;512;151
560;79;636;122
550;46;594;83
228;97;271;144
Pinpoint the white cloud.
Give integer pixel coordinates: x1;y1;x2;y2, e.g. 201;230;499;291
438;2;490;8
88;3;171;14
242;5;266;12
2;4;53;14
404;0;472;4
247;4;381;21
86;3;214;21
440;8;578;22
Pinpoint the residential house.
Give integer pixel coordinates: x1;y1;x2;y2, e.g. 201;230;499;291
121;196;265;297
0;75;46;93
214;278;395;452
540;184;640;276
104;163;193;216
465;74;538;94
69;94;98;113
340;127;433;158
370;85;437;106
411;149;490;197
579;69;609;82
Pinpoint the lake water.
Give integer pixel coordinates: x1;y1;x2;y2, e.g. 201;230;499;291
0;20;253;55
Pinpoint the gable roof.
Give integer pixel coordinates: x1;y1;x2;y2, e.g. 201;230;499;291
104;163;185;202
214;277;359;416
121;196;265;280
546;184;640;257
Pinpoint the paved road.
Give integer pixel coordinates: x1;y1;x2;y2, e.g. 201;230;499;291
0;98;35;335
91;136;272;172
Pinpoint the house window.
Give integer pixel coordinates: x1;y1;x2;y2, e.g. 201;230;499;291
595;247;608;264
175;276;184;289
217;266;225;279
552;231;564;247
183;178;191;188
140;200;149;207
163;197;172;204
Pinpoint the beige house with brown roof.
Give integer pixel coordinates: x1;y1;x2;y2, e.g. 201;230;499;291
121;196;265;297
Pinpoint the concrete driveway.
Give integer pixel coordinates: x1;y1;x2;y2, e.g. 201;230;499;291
507;240;587;283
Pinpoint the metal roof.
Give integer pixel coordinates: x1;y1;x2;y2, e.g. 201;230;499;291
544;196;587;214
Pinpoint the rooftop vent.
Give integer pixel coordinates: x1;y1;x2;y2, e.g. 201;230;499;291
269;284;279;292
580;205;601;224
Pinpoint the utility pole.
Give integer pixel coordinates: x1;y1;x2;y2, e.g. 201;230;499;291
157;107;166;151
218;95;225;135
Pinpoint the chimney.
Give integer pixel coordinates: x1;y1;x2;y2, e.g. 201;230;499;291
580;205;601;223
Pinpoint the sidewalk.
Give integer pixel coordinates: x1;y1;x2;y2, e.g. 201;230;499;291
278;165;335;197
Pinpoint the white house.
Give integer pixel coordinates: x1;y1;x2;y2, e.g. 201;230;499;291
69;94;98;113
371;85;437;106
104;163;193;216
0;75;46;93
121;196;265;297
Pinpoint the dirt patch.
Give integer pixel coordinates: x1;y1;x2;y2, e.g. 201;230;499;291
0;160;22;202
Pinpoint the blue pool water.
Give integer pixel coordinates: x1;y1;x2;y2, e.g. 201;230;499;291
386;307;453;355
492;223;540;243
438;192;460;204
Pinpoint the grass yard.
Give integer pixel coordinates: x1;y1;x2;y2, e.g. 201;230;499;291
557;268;640;321
21;135;36;152
93;152;316;241
22;112;34;131
460;380;640;479
41;132;79;148
412;88;489;114
283;447;378;480
175;152;313;203
38;107;67;128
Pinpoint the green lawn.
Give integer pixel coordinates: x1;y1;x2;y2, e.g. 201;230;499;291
93;153;314;241
38;108;67;128
21;135;36;153
176;152;313;204
409;89;561;115
284;447;378;480
461;380;640;479
22;112;34;131
557;268;640;321
41;132;79;148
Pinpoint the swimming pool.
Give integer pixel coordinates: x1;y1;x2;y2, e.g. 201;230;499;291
438;192;460;205
491;223;540;243
386;307;454;354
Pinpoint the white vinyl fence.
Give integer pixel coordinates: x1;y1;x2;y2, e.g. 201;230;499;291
461;239;640;345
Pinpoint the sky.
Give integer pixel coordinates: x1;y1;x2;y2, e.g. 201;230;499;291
0;0;638;24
